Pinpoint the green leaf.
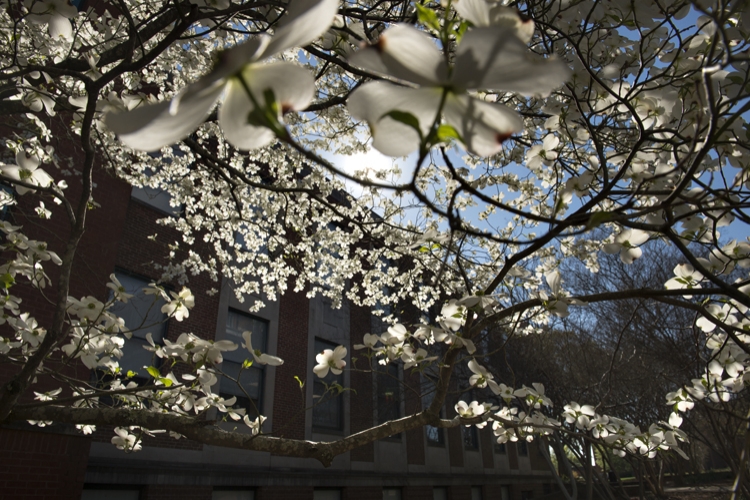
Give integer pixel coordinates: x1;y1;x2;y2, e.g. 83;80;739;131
263;88;280;116
554;197;566;214
126;370;137;378
247;88;281;129
586;211;614;229
146;366;160;379
294;375;305;389
452;20;470;43
415;4;441;32
435;124;462;143
727;75;744;86
159;377;173;387
0;273;14;290
418;245;430;253
382;110;423;141
242;359;254;369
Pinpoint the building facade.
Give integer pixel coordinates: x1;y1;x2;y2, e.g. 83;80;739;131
0;161;554;500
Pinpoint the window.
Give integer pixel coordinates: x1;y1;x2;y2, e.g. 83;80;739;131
433;487;448;500
131;179;176;215
81;489;140;500
219;309;268;417
500;487;510;500
521;491;533;500
463;425;479;450
471;487;483;500
313;338;344;431
313;490;341;500
377;363;401;437
108;271;168;379
495;442;507;454
212;491;255;500
131;150;184;216
421;374;444;446
383;488;402;500
518;440;529;456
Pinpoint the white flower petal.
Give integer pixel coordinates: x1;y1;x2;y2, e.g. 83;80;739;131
453;0;534;42
313;363;330;378
545;269;561;294
452;0;491;27
48;14;73;41
453;28;569;95
259;353;284;366
348;24;448;86
204;35;271;86
628;229;650;246
104;81;225;151
15;152;40;171
621;246;642;264
443;94;522;157
489;8;535;42
219;62;315;150
264;0;340;57
347;82;441;157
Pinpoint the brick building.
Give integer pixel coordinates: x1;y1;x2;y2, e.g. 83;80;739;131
0;159;555;500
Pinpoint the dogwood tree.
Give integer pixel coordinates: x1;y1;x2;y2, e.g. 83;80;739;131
0;0;749;492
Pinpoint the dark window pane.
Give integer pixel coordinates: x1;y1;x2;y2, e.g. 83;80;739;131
220;310;269;416
224;310;267;363
463;425;479;450
421;376;444;446
219;361;263;417
107;272;168;379
518;440;529;456
313;339;344;430
377;363;401;425
118;337;160;378
109;272;168;341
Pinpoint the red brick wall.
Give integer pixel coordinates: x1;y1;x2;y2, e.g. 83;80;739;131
272;286;309;440
349;303;374;462
0;157;132;402
0;427;91;500
447;426;464;468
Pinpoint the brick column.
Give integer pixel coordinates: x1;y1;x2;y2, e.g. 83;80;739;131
272;287;310;440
